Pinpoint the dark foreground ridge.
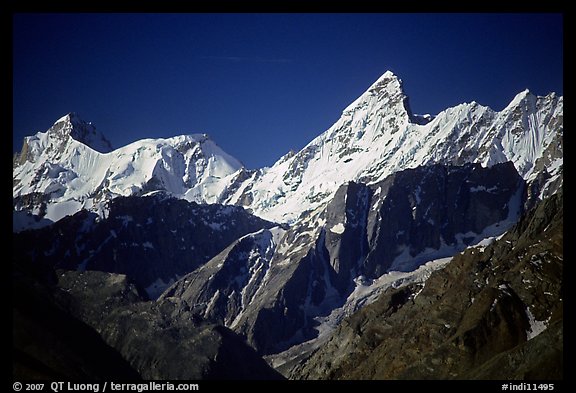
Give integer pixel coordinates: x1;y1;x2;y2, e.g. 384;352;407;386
13;259;284;380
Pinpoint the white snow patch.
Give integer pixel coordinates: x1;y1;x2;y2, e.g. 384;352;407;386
498;284;511;296
525;307;550;340
330;222;345;234
474;236;496;251
269;226;287;246
45;200;83;223
490;298;498;312
204;290;221;318
312;257;452;340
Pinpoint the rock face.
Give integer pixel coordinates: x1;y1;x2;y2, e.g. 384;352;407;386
159;227;286;328
290;192;563;380
363;161;524;275
13;193;274;299
162;162;525;355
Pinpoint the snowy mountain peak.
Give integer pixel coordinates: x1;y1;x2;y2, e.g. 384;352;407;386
369;70;399;87
224;73;562;223
55;112;81;124
49;112;113;153
13;113;112;169
343;70;411;118
504;89;534;111
13;114;246;229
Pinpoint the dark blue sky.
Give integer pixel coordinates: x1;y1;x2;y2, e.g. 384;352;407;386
13;13;563;169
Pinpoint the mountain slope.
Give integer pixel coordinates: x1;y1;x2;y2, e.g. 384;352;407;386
13;257;141;380
291;191;563;379
13;252;283;380
224;72;562;223
13;194;273;299
55;269;284;380
13;114;244;230
161;162;526;354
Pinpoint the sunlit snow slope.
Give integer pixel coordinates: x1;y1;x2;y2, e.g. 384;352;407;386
13;113;243;229
226;71;562;222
